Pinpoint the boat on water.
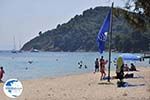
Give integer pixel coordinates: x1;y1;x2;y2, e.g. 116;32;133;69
30;48;39;52
11;36;17;53
11;49;23;53
11;49;17;53
11;36;23;53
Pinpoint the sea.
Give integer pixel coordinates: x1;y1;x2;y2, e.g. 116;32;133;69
0;51;149;81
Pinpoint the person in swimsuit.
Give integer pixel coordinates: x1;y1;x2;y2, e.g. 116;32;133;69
0;66;5;81
99;56;107;80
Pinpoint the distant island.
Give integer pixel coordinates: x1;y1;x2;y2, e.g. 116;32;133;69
21;7;150;52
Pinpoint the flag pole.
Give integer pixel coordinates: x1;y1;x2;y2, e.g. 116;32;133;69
108;2;114;82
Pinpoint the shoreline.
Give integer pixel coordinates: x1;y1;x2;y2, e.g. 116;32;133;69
1;66;150;82
0;67;150;100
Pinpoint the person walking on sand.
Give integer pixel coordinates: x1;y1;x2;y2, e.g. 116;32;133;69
94;58;99;73
0;66;5;82
99;56;108;80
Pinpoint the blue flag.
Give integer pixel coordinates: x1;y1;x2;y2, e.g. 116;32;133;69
97;9;112;53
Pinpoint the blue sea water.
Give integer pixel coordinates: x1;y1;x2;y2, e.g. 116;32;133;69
0;51;149;81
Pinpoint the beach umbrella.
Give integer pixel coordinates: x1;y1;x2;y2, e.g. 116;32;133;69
119;53;141;61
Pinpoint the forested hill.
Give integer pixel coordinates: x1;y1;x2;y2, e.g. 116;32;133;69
21;7;150;52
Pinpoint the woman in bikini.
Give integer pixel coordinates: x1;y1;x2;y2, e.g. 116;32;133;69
99;56;108;80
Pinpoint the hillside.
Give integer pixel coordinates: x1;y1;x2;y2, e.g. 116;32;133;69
21;7;150;52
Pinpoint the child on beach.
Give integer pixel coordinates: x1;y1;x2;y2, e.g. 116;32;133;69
0;66;5;81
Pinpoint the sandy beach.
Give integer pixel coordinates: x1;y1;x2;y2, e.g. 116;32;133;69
0;67;150;100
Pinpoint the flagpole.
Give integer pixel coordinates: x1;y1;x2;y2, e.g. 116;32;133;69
108;2;114;82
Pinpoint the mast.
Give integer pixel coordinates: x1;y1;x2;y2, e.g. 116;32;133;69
13;36;16;51
108;2;114;82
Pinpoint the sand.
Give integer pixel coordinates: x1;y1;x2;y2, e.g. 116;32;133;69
0;67;150;100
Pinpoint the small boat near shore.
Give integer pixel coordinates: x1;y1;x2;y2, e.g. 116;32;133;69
30;48;39;52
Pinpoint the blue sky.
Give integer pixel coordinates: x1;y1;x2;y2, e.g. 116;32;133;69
0;0;127;50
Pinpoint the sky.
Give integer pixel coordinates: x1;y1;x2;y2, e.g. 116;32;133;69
0;0;127;50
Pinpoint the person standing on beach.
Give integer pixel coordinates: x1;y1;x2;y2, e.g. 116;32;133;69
0;66;5;81
116;57;124;84
94;58;99;73
99;56;107;80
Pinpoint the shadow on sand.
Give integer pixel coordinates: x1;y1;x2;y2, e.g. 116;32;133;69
98;82;114;85
127;83;145;87
117;81;145;88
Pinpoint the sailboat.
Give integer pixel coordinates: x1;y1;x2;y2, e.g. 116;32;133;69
11;36;17;53
11;49;17;53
